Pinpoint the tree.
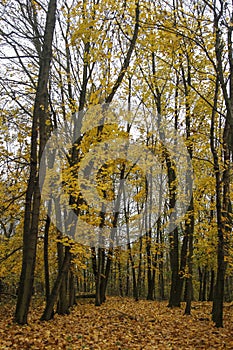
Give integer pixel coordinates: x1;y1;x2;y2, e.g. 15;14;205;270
15;0;57;324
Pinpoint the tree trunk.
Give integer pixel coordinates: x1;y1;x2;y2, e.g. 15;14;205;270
95;245;105;306
184;197;194;315
41;247;71;321
128;244;139;302
202;267;207;302
208;269;215;302
168;227;180;307
158;223;165;300
14;0;57;325
125;258;130;296
137;237;143;298
198;267;203;302
44;208;51;304
211;4;233;327
146;231;154;301
57;242;69;315
69;270;76;307
165;133;180;307
117;250;124;297
210;79;225;328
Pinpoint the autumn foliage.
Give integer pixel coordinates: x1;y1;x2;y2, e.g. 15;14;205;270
0;0;233;344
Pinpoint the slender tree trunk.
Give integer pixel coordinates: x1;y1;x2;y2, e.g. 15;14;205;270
177;233;189;301
198;267;203;302
105;1;140;105
208;269;215;302
211;5;233;327
184;197;194;315
210;79;225;328
95;247;105;306
168;227;180;307
117;248;123;297
14;0;57;324
165;115;180;307
158;221;165;300
69;270;76;307
57;242;69;315
125;258;130;296
127;242;139;301
41;247;71;321
146;229;154;300
183;55;194;315
44;211;51;304
146;162;155;300
225;276;231;302
43;142;56;303
202;267;207;302
137;237;143;298
100;248;112;304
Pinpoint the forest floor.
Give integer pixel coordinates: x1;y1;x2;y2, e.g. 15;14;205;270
0;296;233;349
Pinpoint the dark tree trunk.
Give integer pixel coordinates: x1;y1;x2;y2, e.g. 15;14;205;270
101;246;115;302
83;269;87;293
125;258;130;297
208;269;215;302
202;267;207;302
95;247;105;306
129;247;139;302
44;207;51;304
69;270;76;307
57;242;69;315
41;247;71;321
210;79;226;328
165;125;180;308
117;253;124;297
158;223;165;300
177;233;189;302
211;6;233;327
146;230;154;301
14;0;57;325
198;267;203;302
181;49;194;316
137;237;143;298
198;266;208;302
168;227;180;307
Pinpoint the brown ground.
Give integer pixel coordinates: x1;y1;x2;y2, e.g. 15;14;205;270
0;297;232;349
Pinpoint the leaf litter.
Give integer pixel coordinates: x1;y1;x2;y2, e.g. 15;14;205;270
0;297;232;349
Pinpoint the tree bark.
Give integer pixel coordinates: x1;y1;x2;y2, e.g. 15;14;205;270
210;78;226;328
14;0;57;325
41;247;71;321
